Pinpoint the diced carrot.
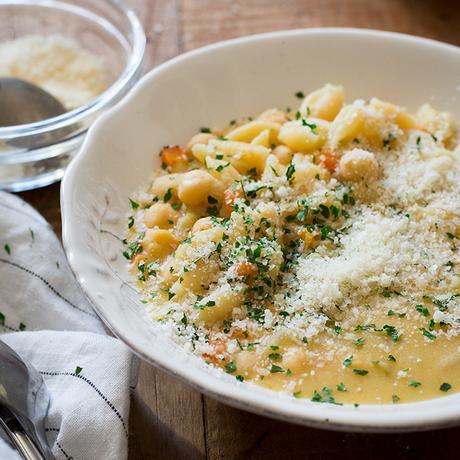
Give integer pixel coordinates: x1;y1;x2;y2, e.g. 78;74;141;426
230;329;246;340
221;186;243;216
203;337;227;364
236;260;258;277
224;186;243;206
160;145;187;167
202;353;220;364
315;150;339;173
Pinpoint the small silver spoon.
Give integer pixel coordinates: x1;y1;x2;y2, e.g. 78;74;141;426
0;77;66;127
0;340;54;460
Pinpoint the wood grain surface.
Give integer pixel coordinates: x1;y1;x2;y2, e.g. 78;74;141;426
18;1;460;459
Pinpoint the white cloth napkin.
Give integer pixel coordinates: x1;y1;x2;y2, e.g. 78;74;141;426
0;191;138;460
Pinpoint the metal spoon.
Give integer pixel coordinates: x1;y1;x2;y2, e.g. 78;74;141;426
0;340;54;460
0;77;66;127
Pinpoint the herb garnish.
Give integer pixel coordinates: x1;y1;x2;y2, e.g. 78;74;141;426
270;364;285;373
353;368;369;376
421;328;436;340
440;382;452;392
337;382;347;392
408;380;422;388
163;188;173;202
286;163;295;183
225;361;236;374
311;389;342;405
129;198;139;209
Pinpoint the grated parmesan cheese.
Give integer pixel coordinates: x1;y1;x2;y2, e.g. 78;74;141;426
0;35;108;109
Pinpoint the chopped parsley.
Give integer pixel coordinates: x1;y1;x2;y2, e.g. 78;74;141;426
311;389;342;405
270;364;285;373
440;382;452;392
268;353;282;360
353;368;369;376
194;300;216;310
421;328;436;340
286;163;295;183
337;382;347;392
163;188;173;202
216;163;230;173
122;232;145;260
180;314;188;326
415;305;430;317
225;361;237;374
380;324;401;342
129;198;140;209
301;119;317;132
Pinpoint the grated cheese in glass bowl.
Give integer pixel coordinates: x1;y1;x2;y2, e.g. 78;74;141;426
0;0;145;191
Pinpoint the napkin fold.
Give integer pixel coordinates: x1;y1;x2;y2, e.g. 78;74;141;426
0;191;137;460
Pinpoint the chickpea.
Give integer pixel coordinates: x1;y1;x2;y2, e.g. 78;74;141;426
257;108;288;125
280;346;306;373
278;121;324;153
143;229;178;260
300;84;344;121
175;211;200;238
339;148;379;182
177;170;224;207
272;145;293;165
234;350;258;375
186;133;216;152
143;202;179;229
150;174;178;198
192;217;214;233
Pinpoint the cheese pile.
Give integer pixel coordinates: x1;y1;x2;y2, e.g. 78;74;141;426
0;35;108;110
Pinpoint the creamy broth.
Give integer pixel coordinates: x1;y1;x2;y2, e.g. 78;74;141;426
125;84;460;405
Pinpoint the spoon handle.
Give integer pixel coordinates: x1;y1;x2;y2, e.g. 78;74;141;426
0;403;48;460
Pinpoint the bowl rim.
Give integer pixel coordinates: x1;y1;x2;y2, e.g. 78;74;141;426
62;27;460;432
0;0;146;140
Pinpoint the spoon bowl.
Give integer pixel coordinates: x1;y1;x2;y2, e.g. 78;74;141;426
0;77;66;127
0;340;53;459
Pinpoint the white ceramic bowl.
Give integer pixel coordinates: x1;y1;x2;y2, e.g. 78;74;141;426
61;28;460;432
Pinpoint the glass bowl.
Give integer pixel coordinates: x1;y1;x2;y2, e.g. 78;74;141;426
0;0;145;192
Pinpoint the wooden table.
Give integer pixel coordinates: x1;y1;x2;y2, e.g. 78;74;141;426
19;1;460;458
